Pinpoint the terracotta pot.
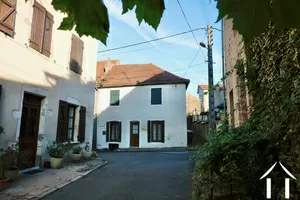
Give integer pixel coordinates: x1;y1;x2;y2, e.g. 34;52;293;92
82;151;92;159
4;168;20;182
0;177;9;191
50;157;63;169
71;153;82;162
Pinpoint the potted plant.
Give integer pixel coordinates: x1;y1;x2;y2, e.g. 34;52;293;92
46;141;66;169
71;146;82;162
0;148;9;191
82;142;92;159
3;143;28;182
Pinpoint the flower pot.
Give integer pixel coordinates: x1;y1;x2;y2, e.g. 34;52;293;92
0;178;9;191
4;168;20;182
50;157;63;169
82;151;92;159
71;153;82;162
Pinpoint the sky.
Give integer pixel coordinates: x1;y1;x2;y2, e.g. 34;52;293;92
97;0;222;97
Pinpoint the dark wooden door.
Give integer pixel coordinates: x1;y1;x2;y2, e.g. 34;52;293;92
19;93;42;169
130;121;139;147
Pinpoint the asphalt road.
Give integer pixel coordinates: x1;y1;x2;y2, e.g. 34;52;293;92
43;151;194;200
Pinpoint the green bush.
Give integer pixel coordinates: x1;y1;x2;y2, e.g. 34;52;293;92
191;25;300;199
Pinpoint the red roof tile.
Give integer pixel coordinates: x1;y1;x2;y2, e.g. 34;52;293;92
98;63;190;88
96;59;120;79
199;84;225;90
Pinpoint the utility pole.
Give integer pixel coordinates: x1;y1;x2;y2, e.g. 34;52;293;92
207;25;215;131
221;18;227;116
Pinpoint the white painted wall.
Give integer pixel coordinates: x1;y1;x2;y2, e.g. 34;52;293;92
199;88;225;112
0;0;97;165
96;84;187;149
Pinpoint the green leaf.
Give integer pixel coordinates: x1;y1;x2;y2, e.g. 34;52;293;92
51;0;109;45
121;0;165;30
216;0;270;42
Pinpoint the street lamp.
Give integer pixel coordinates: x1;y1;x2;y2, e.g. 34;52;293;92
199;42;207;49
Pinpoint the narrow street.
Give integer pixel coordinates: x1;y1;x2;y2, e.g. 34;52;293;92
43;152;193;200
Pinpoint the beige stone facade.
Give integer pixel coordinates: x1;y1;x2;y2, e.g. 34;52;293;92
186;94;201;115
224;19;252;127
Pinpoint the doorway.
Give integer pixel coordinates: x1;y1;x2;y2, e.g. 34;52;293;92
19;93;42;169
130;121;139;147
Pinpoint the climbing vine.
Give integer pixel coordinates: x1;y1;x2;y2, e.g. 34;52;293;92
191;24;300;199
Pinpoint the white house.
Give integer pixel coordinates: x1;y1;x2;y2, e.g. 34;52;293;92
197;84;225;112
95;61;190;149
0;0;97;170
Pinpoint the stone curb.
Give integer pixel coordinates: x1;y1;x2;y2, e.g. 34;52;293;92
33;159;109;200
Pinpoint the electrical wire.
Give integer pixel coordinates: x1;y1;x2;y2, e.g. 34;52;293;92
99;33;205;57
176;0;206;59
183;49;200;77
97;27;206;53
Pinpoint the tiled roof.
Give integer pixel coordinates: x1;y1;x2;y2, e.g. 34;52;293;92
199;84;225;90
96;59;120;79
98;63;190;88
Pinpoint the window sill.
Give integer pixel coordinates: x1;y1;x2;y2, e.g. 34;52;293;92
107;141;121;144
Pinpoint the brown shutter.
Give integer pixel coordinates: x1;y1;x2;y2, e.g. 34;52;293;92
78;106;86;143
161;121;165;143
147;121;151;143
41;11;53;57
70;34;84;75
0;0;16;37
106;122;109;142
30;0;46;52
56;100;68;142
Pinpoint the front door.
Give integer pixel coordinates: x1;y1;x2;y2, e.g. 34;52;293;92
130;121;139;147
19;93;42;169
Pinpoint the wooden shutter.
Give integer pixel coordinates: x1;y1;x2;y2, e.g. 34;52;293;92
161;121;165;143
56;100;68;142
0;0;16;37
70;34;84;75
110;90;120;106
30;0;46;52
118;122;121;142
147;121;151;142
78;106;86;143
41;11;53;57
151;88;162;104
106;121;109;142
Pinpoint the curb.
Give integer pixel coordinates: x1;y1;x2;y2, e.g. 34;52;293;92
34;159;109;200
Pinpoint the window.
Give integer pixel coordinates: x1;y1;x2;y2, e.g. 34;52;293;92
147;120;165;143
29;0;53;57
56;101;86;142
229;90;234;127
70;34;84;75
67;105;76;140
106;121;121;142
0;0;16;37
110;90;120;106
151;88;162;105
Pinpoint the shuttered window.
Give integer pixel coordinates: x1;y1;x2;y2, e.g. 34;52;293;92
147;120;165;143
110;90;120;106
0;0;16;37
56;100;68;142
56;101;86;143
106;121;121;142
29;0;53;57
151;88;162;105
78;106;86;143
70;34;84;75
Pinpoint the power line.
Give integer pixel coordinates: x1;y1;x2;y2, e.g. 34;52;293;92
176;0;206;59
99;33;205;57
97;27;206;53
183;49;200;77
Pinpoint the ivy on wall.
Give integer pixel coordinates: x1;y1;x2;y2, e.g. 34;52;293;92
191;24;300;199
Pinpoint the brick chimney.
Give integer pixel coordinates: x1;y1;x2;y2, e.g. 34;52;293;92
96;58;120;80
